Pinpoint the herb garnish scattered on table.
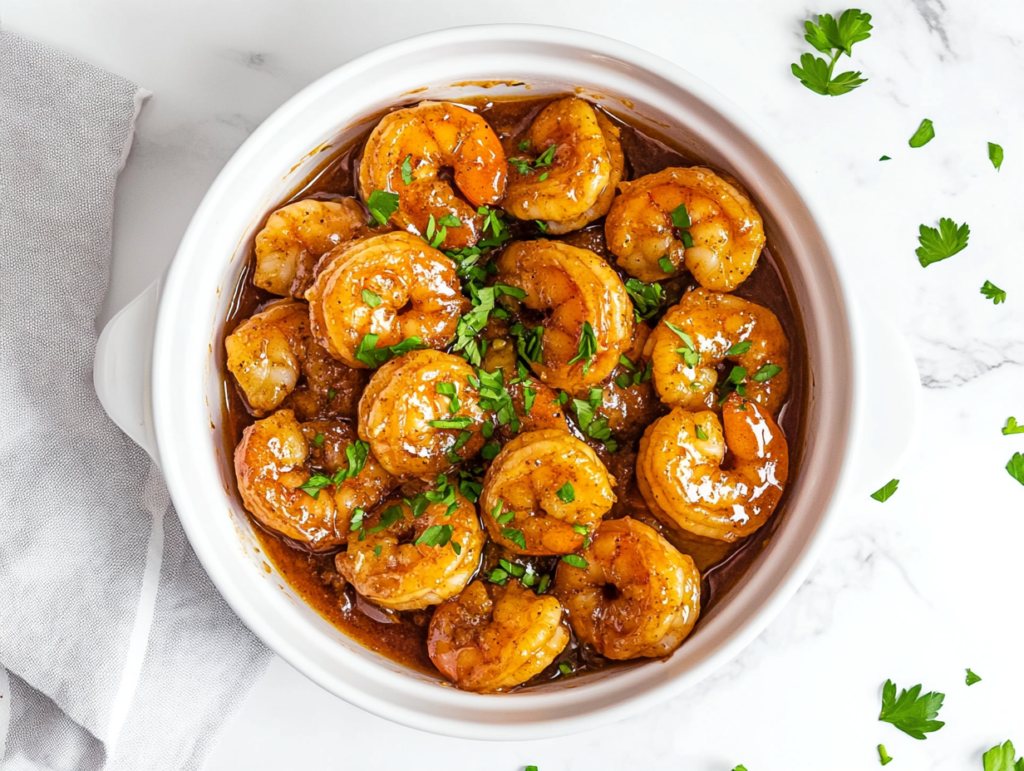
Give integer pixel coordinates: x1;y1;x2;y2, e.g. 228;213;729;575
878;679;945;739
791;9;873;96
916;218;970;267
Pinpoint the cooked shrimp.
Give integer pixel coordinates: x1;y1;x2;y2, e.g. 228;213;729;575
553;517;700;660
427;579;569;692
636;393;790;542
545;111;624;234
480;429;616;555
253;198;367;297
335;485;485;611
495;240;634;394
306;232;469;369
234;410;395;551
358;101;506;250
605;167;766;289
225;301;309;416
644;289;789;415
358;350;487;480
502;97;613;227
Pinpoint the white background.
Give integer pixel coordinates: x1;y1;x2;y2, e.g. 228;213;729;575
4;1;1024;769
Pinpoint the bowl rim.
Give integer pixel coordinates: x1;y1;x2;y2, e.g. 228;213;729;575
152;22;861;739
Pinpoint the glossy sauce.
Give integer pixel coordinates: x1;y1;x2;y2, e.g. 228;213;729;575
222;94;809;684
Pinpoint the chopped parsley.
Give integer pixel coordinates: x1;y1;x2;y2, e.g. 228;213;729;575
361;289;382;308
879;155;891;161
556;482;575;503
471;367;520;433
695;425;708;440
523;386;536;415
436;382;460;413
312;432;325;448
535;144;558;167
1002;417;1024;435
965;668;982;686
424;214;449;248
658;256;675;274
791;9;872;96
414;524;454;548
916;218;970;267
870;478;899;502
367;504;404;534
349;508;365;532
428;416;474;430
438;214;462;228
400;154;414;185
558;662;573;677
327;388;337;401
511;322;544;364
751;363;783;382
982;740;1022;771
571;387;617;452
981;281;1007;305
877;744;893;766
1007;452;1024;486
518;139;531;151
481;442;501;460
354;333;424;368
624;278;664;322
567;321;598;374
989;142;1004;171
452;282;526;366
561;554;588;569
447;430;473;463
725;340;752;356
878;679;945;739
716;366;748;405
501;527;527;550
908;118;935;148
298;440;371;498
535;220;548;234
670;202;691;229
666;322;700;368
373;544;382;558
367;189;399;226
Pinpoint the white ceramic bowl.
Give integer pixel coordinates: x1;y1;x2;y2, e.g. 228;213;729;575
94;24;921;740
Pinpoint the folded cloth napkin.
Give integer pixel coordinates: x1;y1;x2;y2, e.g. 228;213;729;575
0;29;271;771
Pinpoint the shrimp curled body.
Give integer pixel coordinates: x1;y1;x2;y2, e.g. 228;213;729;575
645;289;790;414
358;350;487;480
358;101;507;250
481;429;617;555
225;301;309;416
335;489;485;611
495;240;634;394
254;198;367;297
306;232;469;369
605;167;765;289
234;410;395;551
427;579;570;692
554;517;701;659
636;393;790;542
503;97;617;231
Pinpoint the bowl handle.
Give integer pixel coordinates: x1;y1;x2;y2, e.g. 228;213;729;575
94;280;161;466
848;299;922;497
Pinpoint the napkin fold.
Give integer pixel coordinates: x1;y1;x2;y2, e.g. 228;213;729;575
0;28;270;771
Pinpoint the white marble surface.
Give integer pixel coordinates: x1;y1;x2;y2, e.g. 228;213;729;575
5;0;1024;768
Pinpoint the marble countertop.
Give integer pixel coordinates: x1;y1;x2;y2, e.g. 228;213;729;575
6;0;1023;768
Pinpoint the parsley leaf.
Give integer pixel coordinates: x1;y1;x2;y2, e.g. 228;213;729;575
373;544;382;558
436;381;460;413
726;340;752;356
414;524;454;548
695;425;708;441
880;155;891;161
670;202;691;229
982;740;1023;771
1002;417;1024;435
870;478;899;502
908;118;935;148
501;527;527;550
878;679;945;740
535;144;558;167
981;281;1007;305
1007;452;1024;486
665;322;700;367
567;321;598;374
561;554;588;569
556;482;575;503
298;440;370;497
401;154;414;185
312;432;325;448
368;504;405;534
428;416;473;430
751;363;783;382
989;142;1004;171
354;333;424;368
511;322;544;364
624;278;665;322
438;214;462;228
965;668;982;686
791;10;872;97
916;218;970;267
523;386;536;415
658;256;675;274
877;744;893;766
367;189;399;226
361;289;382;308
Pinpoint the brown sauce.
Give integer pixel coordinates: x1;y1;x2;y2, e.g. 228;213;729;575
221;94;809;686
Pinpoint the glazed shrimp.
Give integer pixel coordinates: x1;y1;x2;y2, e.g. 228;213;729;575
644;289;789;415
605;167;766;290
427;579;569;692
480;429;616;555
495;240;634;393
234;410;395;551
335;486;485;611
253;198;367;297
502;97;613;227
306;232;469;369
358;350;487;479
225;301;308;415
636;393;790;542
553;517;701;660
358;101;507;250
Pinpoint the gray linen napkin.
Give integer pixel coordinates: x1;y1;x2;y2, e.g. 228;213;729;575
0;29;271;770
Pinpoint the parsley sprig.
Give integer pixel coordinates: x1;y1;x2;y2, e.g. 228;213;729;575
878;679;945;740
624;278;665;322
367;189;399;226
452;283;526;366
981;281;1007;305
916;218;970;267
791;9;873;97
